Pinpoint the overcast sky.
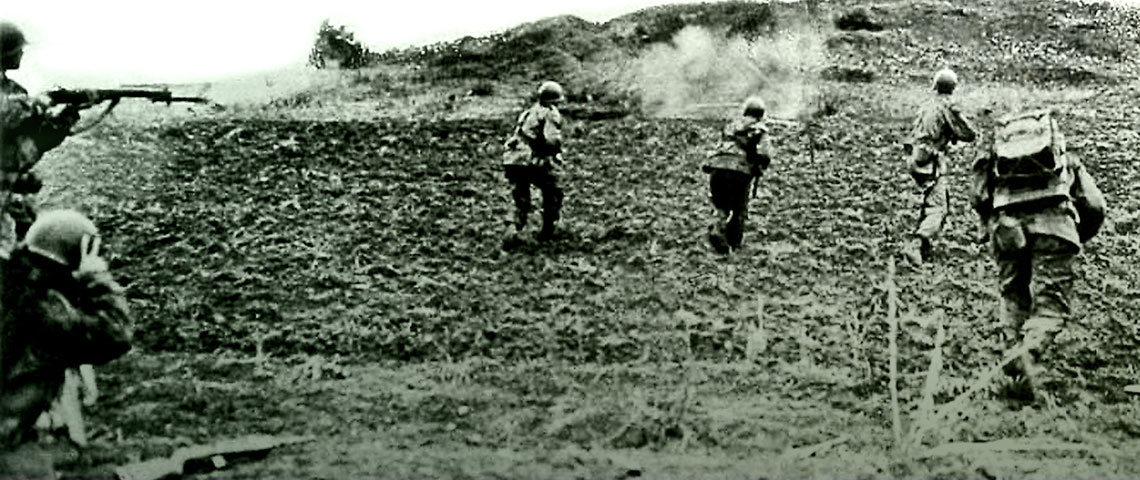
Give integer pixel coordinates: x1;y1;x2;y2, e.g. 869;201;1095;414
5;0;1136;92
2;0;712;91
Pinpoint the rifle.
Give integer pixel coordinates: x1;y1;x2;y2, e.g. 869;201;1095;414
42;87;210;139
110;434;316;480
46;88;210;107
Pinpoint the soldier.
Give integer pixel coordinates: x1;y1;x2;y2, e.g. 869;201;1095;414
501;80;565;245
901;68;977;266
1;21;84;251
701;95;772;254
0;209;132;476
970;109;1104;401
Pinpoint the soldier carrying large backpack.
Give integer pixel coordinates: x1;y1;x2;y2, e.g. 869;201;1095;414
970;108;1105;401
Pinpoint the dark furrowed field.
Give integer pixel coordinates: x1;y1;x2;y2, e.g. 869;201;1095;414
35;76;1140;477
21;0;1140;475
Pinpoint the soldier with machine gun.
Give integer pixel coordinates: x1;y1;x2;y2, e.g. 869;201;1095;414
0;20;205;477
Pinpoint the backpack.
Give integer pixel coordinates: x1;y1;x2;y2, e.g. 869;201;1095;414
991;109;1073;208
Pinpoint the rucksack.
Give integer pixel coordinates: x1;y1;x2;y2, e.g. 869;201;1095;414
991;109;1073;207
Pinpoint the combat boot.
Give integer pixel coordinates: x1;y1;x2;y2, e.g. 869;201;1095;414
707;226;730;255
901;237;925;266
537;217;557;241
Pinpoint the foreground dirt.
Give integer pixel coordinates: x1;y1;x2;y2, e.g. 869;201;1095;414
18;69;1140;477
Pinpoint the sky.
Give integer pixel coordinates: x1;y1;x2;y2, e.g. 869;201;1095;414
5;0;1137;93
2;0;712;92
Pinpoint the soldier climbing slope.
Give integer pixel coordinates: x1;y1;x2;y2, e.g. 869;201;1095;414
902;68;977;266
970;108;1104;403
701;95;773;254
501;81;566;247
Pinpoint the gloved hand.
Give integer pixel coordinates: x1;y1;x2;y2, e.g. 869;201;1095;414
57;105;83;128
74;234;109;278
79;364;98;407
975;219;991;244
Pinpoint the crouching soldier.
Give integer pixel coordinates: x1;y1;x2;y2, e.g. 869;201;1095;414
702;95;772;254
501;81;566;245
902;68;977;266
0;209;133;477
971;109;1104;401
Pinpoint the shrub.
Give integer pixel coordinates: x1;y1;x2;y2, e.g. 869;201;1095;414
309;20;377;70
834;8;884;32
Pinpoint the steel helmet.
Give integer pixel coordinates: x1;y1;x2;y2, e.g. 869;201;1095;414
933;68;958;94
0;21;26;58
24;209;98;269
741;95;766;118
537;81;564;103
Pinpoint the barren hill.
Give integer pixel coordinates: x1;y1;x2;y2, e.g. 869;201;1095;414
33;0;1140;478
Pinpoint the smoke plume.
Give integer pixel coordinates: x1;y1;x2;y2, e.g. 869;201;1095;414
630;24;829;119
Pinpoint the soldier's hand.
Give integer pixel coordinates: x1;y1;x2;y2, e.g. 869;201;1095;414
59;105;83;125
75;234;109;276
79;364;98;406
11;173;42;195
975;222;991;244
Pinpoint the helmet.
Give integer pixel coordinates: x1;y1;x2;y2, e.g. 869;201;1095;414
537;81;564;103
933;68;958;94
741;95;766;118
24;209;98;269
0;21;26;57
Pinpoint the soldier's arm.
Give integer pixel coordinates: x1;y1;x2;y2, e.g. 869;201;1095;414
943;103;977;143
749;126;772;172
2;95;80;172
1068;155;1106;242
968;152;994;219
35;271;133;367
517;108;542;146
33;105;81;153
540;110;563;154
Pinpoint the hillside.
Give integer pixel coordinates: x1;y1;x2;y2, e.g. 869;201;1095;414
26;0;1140;478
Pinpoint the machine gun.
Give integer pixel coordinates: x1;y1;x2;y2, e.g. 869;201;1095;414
45;87;210;134
46;88;209;107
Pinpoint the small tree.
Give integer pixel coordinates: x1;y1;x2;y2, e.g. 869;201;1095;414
309;20;375;69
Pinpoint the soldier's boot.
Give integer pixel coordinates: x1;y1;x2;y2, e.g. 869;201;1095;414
537;213;558;241
502;209;529;250
901;237;924;266
725;209;745;251
707;225;729;255
707;209;731;254
902;236;934;266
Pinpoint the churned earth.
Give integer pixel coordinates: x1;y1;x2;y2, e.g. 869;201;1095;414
23;0;1140;477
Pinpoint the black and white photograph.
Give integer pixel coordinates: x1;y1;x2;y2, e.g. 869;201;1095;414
0;0;1136;477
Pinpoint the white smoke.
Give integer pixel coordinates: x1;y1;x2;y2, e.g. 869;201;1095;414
629;24;829;119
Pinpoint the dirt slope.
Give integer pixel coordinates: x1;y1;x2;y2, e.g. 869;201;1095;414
25;0;1140;478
